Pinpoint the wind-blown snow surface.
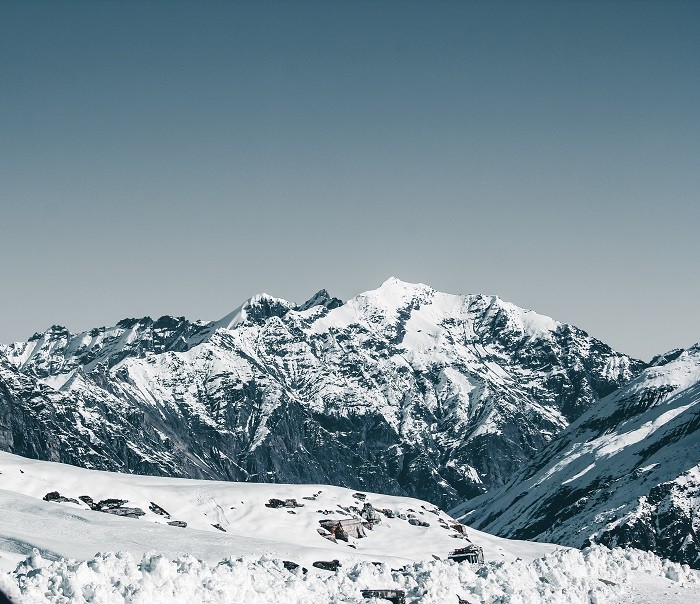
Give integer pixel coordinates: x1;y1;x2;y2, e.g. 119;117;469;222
0;278;642;509
0;453;699;603
2;547;699;604
455;344;700;568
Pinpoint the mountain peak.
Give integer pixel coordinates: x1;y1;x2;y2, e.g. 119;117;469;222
295;289;343;312
379;276;428;289
372;276;434;299
213;293;295;331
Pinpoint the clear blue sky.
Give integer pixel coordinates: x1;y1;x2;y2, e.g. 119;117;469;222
1;0;698;360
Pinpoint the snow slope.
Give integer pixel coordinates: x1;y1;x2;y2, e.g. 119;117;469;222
455;344;700;568
0;451;556;572
0;453;698;603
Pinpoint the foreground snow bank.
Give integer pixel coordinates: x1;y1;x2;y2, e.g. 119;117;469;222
0;546;697;604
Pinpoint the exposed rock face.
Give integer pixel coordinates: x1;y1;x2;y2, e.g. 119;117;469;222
265;498;304;509
0;279;643;509
312;559;341;572
361;503;381;525
591;465;700;567
46;492;147;519
455;345;700;568
42;491;79;505
149;502;170;518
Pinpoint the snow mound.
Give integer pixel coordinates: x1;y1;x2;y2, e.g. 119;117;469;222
0;546;696;604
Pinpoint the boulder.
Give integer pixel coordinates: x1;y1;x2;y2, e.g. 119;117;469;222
102;506;145;519
312;560;341;572
408;517;430;527
361;590;406;604
361;502;381;525
149;502;171;518
282;561;307;574
42;491;80;505
319;518;366;540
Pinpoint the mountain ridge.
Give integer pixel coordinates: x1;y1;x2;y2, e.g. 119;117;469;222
0;278;643;511
454;343;700;567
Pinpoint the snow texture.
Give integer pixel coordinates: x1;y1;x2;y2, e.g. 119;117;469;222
0;546;697;603
0;451;555;571
0;453;698;603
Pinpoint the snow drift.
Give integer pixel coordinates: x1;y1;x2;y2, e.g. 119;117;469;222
1;546;697;604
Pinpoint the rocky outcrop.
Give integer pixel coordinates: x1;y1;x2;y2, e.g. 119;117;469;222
312;560;341;572
149;502;170;517
43;491;79;505
361;590;405;604
265;498;304;509
44;491;147;519
590;465;700;567
83;497;145;519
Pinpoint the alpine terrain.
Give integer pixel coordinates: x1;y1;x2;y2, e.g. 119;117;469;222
0;278;642;510
454;344;700;568
1;452;698;604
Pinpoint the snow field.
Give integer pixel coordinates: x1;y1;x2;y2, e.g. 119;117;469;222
0;545;697;604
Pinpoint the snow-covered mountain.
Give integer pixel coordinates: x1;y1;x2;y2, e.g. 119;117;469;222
0;278;642;509
454;344;700;568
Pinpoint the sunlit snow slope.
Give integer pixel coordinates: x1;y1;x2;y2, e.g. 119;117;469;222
0;451;555;572
455;344;700;568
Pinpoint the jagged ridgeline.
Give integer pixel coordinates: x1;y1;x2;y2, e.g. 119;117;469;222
0;278;642;509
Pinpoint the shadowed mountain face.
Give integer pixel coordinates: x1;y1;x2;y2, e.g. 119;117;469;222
0;278;642;509
454;344;700;568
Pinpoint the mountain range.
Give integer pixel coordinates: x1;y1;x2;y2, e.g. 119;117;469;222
1;277;696;566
